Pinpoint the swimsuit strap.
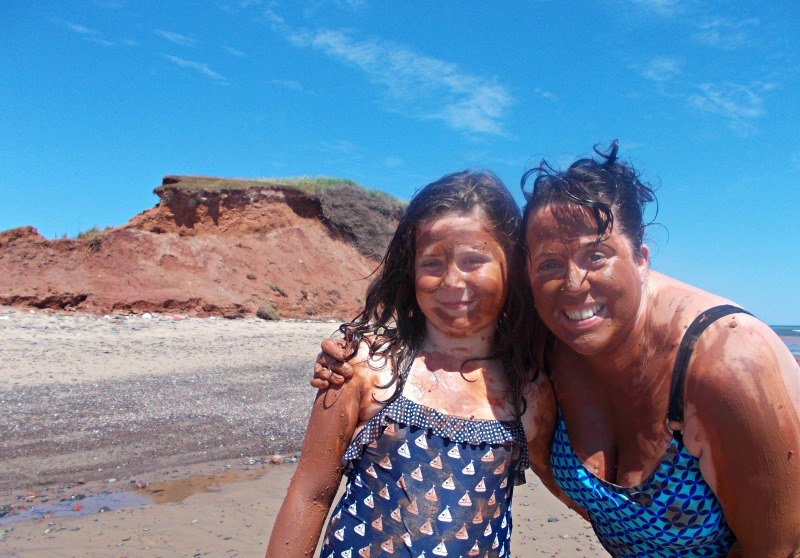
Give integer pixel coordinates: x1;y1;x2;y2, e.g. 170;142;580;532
667;304;753;443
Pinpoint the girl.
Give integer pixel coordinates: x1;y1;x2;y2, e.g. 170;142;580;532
266;171;557;558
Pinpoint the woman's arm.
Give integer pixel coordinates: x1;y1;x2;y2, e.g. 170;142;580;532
266;367;363;557
686;316;800;557
521;372;589;520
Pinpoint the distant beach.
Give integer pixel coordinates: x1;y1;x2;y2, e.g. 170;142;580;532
773;325;800;360
0;307;605;557
0;306;796;557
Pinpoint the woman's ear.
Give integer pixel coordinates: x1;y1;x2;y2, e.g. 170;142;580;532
638;244;650;275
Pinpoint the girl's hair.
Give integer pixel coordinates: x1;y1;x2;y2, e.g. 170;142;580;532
520;140;657;259
340;170;537;417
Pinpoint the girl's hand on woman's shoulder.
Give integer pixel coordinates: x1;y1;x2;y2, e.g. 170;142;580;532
311;337;355;389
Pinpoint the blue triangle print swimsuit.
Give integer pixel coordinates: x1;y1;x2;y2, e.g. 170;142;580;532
320;388;529;558
550;306;748;557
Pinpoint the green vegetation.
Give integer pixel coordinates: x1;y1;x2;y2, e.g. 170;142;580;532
282;176;359;194
256;304;281;321
268;283;287;297
76;226;104;239
161;175;403;204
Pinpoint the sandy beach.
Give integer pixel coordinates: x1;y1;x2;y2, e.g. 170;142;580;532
0;306;605;557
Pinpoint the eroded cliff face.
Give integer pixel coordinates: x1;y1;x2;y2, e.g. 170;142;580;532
0;176;405;319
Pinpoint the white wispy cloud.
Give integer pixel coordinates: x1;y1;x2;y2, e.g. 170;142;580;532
287;28;512;135
154;29;198;47
640;57;682;83
263;7;285;26
627;0;685;16
271;79;304;91
533;88;558;102
318;139;359;155
163;55;227;83
694;17;759;50
688;82;766;134
85;37;114;47
63;21;114;45
65;22;101;35
226;46;247;58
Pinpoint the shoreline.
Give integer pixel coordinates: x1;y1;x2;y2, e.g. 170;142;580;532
2;305;795;555
0;306;606;557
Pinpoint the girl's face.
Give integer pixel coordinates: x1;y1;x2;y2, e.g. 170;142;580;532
414;211;508;340
525;203;649;356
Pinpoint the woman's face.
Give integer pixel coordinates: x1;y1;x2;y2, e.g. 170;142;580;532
414;211;508;339
525;204;649;356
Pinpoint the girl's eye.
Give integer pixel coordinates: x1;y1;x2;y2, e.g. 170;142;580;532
538;261;560;272
588;252;606;264
421;260;442;268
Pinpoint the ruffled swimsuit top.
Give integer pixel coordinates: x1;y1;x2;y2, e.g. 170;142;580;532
550;306;747;557
321;386;529;558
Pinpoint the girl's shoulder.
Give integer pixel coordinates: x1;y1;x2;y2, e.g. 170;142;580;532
347;337;395;381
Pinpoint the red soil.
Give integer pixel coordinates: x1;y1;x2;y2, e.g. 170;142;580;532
0;178;403;320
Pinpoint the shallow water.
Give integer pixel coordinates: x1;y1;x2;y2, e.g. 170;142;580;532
0;491;151;527
0;466;264;528
772;325;800;357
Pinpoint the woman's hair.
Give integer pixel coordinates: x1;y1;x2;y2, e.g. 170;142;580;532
520;140;657;258
341;170;537;416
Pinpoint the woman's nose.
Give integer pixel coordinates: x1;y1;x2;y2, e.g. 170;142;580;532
562;262;587;291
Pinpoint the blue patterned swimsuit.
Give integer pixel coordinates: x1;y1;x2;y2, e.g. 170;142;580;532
321;393;529;558
551;412;734;557
550;306;748;557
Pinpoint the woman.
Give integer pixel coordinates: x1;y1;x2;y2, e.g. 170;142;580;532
521;141;800;557
314;143;800;557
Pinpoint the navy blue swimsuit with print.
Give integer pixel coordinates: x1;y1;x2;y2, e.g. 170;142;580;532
320;389;529;558
550;306;749;557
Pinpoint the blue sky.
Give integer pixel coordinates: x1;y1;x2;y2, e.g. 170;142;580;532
1;1;798;324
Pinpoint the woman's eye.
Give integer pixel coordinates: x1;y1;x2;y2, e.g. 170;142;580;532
588;253;606;264
538;261;560;272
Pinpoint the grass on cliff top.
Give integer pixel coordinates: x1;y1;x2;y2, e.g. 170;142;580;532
163;175;401;203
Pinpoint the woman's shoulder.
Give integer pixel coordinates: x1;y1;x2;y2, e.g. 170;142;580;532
646;272;796;392
649;271;737;317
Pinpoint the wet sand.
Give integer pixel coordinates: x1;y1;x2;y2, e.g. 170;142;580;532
0;306;604;557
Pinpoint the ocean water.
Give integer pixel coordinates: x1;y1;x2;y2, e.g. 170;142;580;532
772;325;800;357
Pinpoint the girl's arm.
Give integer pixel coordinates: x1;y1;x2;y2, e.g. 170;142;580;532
521;372;589;520
266;368;364;557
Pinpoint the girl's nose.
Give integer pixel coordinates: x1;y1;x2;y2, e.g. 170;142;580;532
441;263;466;288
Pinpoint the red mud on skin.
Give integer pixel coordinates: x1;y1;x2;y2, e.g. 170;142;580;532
0;179;404;319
